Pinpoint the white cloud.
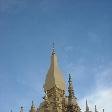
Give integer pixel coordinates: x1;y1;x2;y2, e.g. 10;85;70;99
61;44;112;111
79;88;112;112
79;63;112;112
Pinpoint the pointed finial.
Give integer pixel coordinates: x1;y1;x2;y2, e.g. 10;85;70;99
68;73;75;99
86;99;87;108
53;42;54;49
20;106;24;112
86;99;88;106
86;99;87;105
68;74;72;83
32;100;34;107
52;42;55;55
86;100;89;111
30;101;36;112
95;105;98;112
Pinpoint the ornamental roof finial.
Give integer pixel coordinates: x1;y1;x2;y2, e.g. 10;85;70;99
86;100;89;111
52;42;55;55
68;74;75;100
20;106;24;112
95;105;98;112
31;101;35;108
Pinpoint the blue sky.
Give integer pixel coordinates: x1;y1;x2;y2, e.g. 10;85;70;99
0;0;112;112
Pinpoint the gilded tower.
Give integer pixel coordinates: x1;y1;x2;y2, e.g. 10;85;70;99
39;47;80;112
11;47;104;112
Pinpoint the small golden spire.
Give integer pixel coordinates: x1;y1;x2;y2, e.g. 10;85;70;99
31;100;35;108
30;101;36;112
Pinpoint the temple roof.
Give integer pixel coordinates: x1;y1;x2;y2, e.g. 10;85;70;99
44;48;66;91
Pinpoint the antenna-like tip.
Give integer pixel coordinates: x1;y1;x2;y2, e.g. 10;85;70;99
52;42;55;55
68;74;72;83
32;101;34;106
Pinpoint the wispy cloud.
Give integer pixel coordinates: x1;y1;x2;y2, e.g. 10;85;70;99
79;63;112;112
62;43;112;112
79;88;112;112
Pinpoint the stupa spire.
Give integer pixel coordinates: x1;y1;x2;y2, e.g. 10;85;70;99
44;45;65;92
